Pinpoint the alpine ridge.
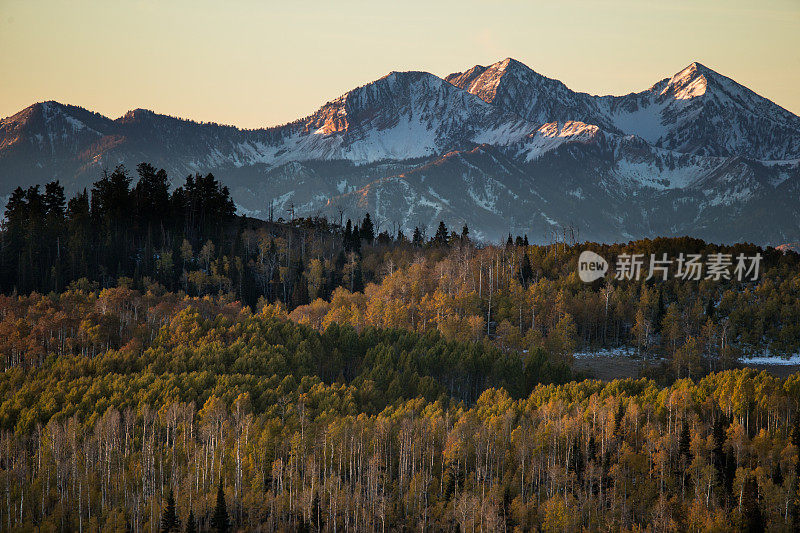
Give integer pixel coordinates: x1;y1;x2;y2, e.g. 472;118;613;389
1;58;799;244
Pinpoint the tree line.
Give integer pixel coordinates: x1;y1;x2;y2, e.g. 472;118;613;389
3;163;800;381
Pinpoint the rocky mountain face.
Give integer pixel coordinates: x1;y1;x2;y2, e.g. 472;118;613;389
1;59;799;245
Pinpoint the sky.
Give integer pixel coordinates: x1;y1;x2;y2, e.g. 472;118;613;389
1;0;799;129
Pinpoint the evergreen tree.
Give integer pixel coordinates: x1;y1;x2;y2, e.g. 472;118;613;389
185;510;196;533
311;492;321;530
352;224;362;253
517;253;534;288
434;221;449;245
679;420;691;460
352;261;364;293
412;226;423;246
461;224;469;241
792;409;800;475
360;213;375;244
291;259;310;307
741;475;764;533
160;489;180;532
134;162;171;244
43;180;66;221
211;482;230;533
1;187;28;287
344;219;353;252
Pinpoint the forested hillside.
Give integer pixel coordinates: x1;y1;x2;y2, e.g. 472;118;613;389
2;164;800;530
3;164;800;372
1;291;800;531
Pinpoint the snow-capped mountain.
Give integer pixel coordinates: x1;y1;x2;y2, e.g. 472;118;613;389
445;58;612;131
449;59;800;161
1;59;799;244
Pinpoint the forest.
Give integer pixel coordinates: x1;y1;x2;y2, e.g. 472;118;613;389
1;164;800;531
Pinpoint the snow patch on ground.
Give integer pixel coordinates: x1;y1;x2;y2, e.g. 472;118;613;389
741;353;800;366
573;347;640;359
574;349;800;366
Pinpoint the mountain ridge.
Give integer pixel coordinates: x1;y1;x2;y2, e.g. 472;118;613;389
1;59;799;244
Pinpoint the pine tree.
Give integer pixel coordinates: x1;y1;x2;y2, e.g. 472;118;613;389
211;482;230;533
352;262;364;293
461;224;469;241
291;259;310;307
360;213;375;244
518;253;534;287
712;413;726;470
792;409;800;477
352;224;362;253
311;491;321;530
679;420;691;460
412;226;423;246
185;510;196;533
160;489;180;532
741;475;764;533
343;219;353;252
434;221;449;245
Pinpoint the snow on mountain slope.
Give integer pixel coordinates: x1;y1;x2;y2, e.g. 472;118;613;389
446;58;615;131
1;58;799;244
449;59;800;161
601;63;800;160
274;71;535;163
0;101;112;155
516;121;603;161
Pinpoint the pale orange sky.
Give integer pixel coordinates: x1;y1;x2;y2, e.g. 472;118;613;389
1;0;798;129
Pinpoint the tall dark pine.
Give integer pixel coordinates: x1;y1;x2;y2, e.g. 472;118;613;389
518;253;533;288
352;261;364;293
66;190;91;280
311;492;321;530
352;224;362;253
134;162;171;248
412;226;423;246
741;475;764;532
211;482;230;533
291;259;310;308
434;221;449;245
343;219;353;252
90;166;134;278
160;489;180;532
360;213;375;244
792;410;800;476
43;180;66;289
185;510;197;533
679;420;691;460
792;410;800;528
1;187;27;290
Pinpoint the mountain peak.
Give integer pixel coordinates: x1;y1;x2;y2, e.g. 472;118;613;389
661;62;713;100
446;57;614;129
497;57;524;69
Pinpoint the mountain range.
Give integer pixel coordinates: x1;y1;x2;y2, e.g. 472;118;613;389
2;58;799;244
